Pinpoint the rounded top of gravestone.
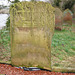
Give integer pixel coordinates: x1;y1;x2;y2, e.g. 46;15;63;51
73;4;75;12
10;1;54;12
55;7;62;17
63;9;73;16
10;1;55;34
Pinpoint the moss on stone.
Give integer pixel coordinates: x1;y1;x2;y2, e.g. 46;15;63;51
10;1;55;70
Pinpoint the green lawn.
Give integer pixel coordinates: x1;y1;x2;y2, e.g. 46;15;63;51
51;29;75;68
0;28;10;62
0;27;75;68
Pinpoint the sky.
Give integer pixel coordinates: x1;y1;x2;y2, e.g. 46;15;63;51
0;0;47;6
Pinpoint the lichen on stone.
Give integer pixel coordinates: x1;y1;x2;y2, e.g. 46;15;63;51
10;1;55;70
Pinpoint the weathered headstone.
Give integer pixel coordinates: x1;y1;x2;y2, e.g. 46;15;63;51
73;4;75;18
10;1;55;70
72;5;75;32
63;9;73;25
63;9;73;30
55;7;63;30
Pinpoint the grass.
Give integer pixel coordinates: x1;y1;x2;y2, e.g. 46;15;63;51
0;26;75;68
51;29;75;68
0;27;10;50
52;29;75;55
0;27;11;61
72;24;75;27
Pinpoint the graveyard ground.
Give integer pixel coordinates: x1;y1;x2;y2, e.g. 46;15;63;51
0;26;75;68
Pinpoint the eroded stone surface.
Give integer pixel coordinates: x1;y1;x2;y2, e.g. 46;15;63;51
63;9;73;25
10;1;55;69
55;7;63;30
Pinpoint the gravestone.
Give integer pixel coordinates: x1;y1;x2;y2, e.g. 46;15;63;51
63;9;73;25
63;9;73;30
72;5;75;32
10;1;55;70
73;4;75;18
55;7;63;30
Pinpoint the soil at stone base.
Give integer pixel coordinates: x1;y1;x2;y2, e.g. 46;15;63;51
0;64;75;75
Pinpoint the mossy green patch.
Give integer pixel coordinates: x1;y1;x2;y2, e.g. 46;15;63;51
10;1;55;69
